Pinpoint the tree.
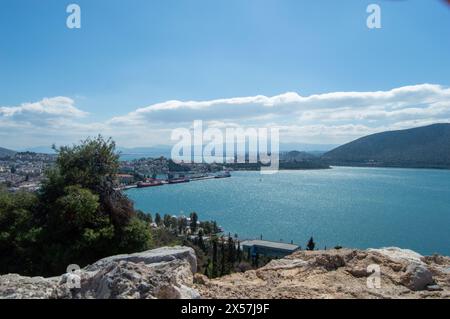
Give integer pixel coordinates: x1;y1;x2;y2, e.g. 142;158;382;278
190;212;198;233
227;235;235;266
135;210;152;224
204;258;212;277
197;230;206;252
155;213;162;226
0;188;41;275
307;237;316;251
170;216;178;232
212;221;220;234
178;216;187;235
33;136;153;275
163;214;172;228
220;238;226;276
212;237;218;278
117;217;153;252
237;241;242;263
40;136;135;228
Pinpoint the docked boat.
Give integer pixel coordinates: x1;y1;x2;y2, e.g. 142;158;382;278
137;180;164;188
215;171;231;179
168;177;190;184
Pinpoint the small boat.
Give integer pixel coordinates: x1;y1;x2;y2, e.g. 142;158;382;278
215;171;231;179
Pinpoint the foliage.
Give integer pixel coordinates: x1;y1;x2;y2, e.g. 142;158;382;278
0;188;41;275
190;212;198;233
307;237;316;251
0;136;156;276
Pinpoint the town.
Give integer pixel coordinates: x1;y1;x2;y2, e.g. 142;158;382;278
0;152;56;192
0;151;229;192
0;148;329;192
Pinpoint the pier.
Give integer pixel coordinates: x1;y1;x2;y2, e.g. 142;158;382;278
115;173;230;191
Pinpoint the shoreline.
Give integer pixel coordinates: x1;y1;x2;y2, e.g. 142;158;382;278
117;174;230;191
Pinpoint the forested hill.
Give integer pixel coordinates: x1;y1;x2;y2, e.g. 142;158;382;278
0;147;16;158
322;123;450;169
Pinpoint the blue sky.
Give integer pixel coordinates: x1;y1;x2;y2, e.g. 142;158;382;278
0;0;450;148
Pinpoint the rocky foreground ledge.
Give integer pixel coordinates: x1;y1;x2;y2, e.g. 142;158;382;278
1;246;449;299
195;248;450;299
0;246;199;299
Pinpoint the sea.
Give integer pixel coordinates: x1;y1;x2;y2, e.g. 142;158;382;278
125;166;450;256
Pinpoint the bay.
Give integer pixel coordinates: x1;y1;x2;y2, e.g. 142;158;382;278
126;166;450;256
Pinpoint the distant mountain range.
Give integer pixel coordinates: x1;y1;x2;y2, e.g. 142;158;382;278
322;123;450;169
117;143;336;160
280;151;318;161
0;147;16;158
4;124;450;169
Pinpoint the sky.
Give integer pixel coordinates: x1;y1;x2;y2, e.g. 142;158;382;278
0;0;450;149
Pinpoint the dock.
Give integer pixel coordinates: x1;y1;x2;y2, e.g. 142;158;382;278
117;173;230;191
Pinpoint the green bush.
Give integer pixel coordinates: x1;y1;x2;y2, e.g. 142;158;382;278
0;136;155;276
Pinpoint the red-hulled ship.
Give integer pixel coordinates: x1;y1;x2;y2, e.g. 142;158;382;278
137;180;164;188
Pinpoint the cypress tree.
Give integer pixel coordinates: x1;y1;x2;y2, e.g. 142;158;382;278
237;241;242;263
227;235;235;266
307;237;316;251
220;238;226;276
212;237;218;278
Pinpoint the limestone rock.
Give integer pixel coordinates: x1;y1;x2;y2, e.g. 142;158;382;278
368;247;425;265
0;246;199;299
196;248;450;299
86;246;197;273
0;275;59;299
400;263;434;291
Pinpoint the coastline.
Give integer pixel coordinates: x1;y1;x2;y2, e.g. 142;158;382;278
125;167;450;257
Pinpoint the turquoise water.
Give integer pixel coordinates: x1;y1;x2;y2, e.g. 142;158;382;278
126;167;450;256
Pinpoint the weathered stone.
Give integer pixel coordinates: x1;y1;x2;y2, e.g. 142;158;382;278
427;284;443;291
193;273;209;285
2;246;449;299
346;267;369;278
0;275;59;299
263;258;308;271
86;246;197;273
195;247;450;299
309;253;346;271
368;247;425;265
400;263;434;291
0;246;199;299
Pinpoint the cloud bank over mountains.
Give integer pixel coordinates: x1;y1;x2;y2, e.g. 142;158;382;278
1;84;450;148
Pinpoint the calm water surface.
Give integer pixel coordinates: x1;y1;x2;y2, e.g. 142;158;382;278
126;167;450;256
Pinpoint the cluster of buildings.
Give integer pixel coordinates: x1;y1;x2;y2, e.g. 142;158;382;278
120;157;170;178
1;153;228;192
0;152;56;191
118;157;225;184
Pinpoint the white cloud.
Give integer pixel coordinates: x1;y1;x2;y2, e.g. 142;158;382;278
1;84;450;148
108;83;450;125
0;97;87;126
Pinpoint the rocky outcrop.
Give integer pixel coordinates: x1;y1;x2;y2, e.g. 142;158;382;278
0;246;199;299
1;246;449;299
195;247;450;299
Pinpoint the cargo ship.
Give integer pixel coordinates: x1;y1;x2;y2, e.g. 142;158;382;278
168;177;190;184
137;180;164;188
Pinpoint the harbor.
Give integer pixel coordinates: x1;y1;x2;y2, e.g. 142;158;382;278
115;171;231;191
